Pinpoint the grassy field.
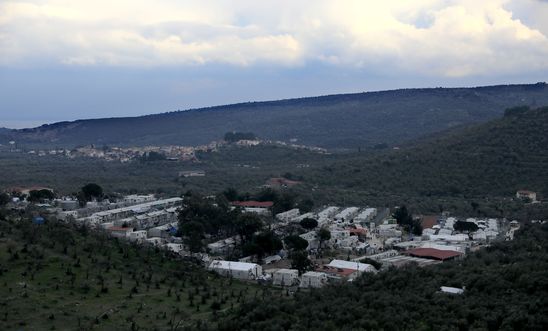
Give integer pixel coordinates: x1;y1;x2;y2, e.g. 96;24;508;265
0;213;281;330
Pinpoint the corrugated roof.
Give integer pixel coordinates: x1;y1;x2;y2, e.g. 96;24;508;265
406;247;462;260
328;259;375;272
232;201;274;208
208;260;260;271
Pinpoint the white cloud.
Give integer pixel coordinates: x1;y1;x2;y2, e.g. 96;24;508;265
1;0;548;77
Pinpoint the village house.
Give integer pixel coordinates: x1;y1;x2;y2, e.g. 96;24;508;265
516;190;537;202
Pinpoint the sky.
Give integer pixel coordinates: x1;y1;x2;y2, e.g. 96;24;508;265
1;0;548;128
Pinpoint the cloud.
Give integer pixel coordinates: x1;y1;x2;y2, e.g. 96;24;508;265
1;0;548;77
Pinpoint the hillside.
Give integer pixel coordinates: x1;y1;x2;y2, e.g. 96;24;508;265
4;83;548;149
300;106;548;211
0;212;268;330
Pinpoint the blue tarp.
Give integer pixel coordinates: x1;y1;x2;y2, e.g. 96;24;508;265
33;216;45;224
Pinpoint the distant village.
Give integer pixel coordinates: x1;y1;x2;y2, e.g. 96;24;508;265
0;138;328;163
3;187;538;295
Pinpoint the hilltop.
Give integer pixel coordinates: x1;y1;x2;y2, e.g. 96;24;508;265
3;83;548;149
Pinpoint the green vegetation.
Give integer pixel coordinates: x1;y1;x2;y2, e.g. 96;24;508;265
1;107;547;221
28;189;55;203
81;183;103;201
393;206;423;236
454;220;479;233
0;210;274;330
217;223;548;330
4;84;548;149
299;218;318;230
223;132;256;143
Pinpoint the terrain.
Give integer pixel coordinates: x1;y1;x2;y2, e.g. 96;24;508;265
3;83;548;149
1;106;547;219
0;213;271;330
0;208;546;330
299;106;548;213
217;222;548;331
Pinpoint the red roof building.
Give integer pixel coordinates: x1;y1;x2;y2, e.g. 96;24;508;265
231;201;274;208
405;248;462;261
420;215;439;229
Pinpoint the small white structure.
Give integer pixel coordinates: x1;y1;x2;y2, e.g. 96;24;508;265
299;231;319;250
516;190;537;202
317;206;339;219
107;227;133;238
208;260;262;280
165;243;184;254
276;209;300;222
327;259;377;273
264;255;282;264
300;271;328;288
440;286;464;294
355;208;377;223
124;194;155;204
129;230;148;242
272;269;299;286
334;207;359;223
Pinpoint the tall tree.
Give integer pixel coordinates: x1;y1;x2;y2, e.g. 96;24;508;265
234;214;264;244
317;228;331;250
81;183;103;201
300;218;318;230
291;251;312;276
284;235;309;251
180;221;205;253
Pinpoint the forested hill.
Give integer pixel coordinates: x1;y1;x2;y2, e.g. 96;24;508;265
4;83;548;149
304;106;548;206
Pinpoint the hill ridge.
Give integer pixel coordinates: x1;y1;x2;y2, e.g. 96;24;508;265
4;83;548;149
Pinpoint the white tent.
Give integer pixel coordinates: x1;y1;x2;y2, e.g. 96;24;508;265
328;259;376;273
208;260;262;280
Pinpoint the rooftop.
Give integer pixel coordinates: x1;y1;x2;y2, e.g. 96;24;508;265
405;247;463;261
232;201;274;208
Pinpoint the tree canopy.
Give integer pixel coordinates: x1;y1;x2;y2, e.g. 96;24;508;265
81;183;103;201
299;218;318;230
454;220;479;233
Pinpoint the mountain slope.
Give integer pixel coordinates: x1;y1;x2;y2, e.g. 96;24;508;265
5;83;548;149
303;106;548;205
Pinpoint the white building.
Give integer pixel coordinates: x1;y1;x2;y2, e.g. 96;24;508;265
299;231;319;250
208;260;262;280
276;209;300;222
355;208;377;223
300;271;328;288
516;190;537;202
440;286;464;294
272;269;299;286
327;259;377;273
165;243;184;254
129;230;148;242
77;197;182;225
316;206;339;225
294;212;315;222
334;207;360;223
124;194;155;204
